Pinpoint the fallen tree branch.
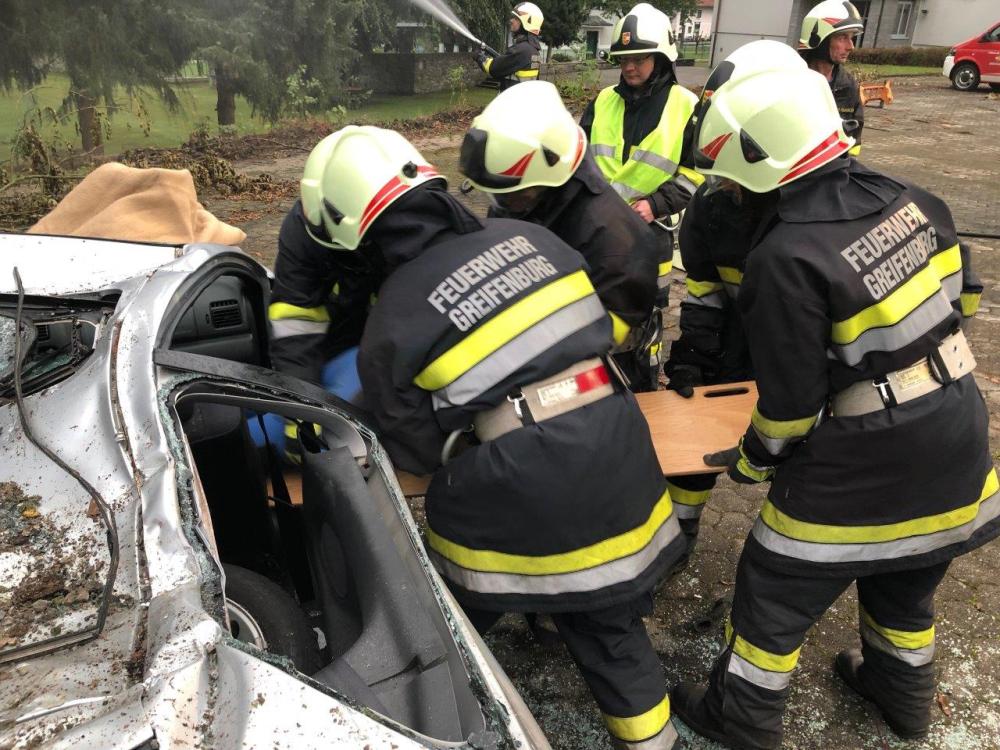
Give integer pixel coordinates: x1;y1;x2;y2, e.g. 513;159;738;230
0;173;86;194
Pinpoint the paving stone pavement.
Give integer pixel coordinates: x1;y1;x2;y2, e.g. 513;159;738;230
482;76;1000;750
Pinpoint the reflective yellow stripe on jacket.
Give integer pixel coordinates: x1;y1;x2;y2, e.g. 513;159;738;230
590;84;702;205
426;488;680;596
830;243;962;366
413;270;606;410
752;468;1000;564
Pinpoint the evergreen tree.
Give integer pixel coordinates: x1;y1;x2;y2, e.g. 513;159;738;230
0;0;196;154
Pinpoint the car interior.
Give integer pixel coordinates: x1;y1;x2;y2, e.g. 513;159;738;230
164;270;489;743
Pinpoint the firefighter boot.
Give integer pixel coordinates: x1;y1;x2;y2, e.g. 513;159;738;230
834;648;931;740
670;682;779;750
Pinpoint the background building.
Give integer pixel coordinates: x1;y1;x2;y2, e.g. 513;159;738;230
709;0;999;66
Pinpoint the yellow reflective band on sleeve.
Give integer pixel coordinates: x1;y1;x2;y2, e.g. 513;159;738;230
602;695;671;743
515;69;539;80
717;266;743;285
666;481;710;507
760;468;999;544
414;271;596;390
726;621;801;673
685;278;724;298
658;260;673;277
929;244;962;282
751;406;817;439
483;58;493;73
677;165;705;187
425;489;672;575
848;144;862;156
609;311;632;346
961;291;981;317
831;247;960;345
268;301;330;323
860;607;934;650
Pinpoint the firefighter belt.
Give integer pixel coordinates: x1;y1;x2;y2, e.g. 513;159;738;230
832;330;976;417
473;358;615;441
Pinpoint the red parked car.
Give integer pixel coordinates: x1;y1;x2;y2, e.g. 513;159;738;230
943;20;1000;91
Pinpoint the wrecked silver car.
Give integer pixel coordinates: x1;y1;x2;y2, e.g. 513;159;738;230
0;234;550;749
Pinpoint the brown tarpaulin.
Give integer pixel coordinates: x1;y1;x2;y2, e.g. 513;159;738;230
28;162;246;246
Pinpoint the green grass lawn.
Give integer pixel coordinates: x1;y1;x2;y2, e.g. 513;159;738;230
1;73;497;166
0;73;261;161
848;63;942;77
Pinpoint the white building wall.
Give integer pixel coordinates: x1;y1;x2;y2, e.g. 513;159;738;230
911;0;1000;47
710;0;797;65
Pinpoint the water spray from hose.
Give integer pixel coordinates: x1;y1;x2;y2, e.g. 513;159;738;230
404;0;500;56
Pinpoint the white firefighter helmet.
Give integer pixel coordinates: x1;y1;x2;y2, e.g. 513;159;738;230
299;126;445;250
799;0;865;50
692;39;854;193
459;80;586;193
512;2;543;35
609;3;678;63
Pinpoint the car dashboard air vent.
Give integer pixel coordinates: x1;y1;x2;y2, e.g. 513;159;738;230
209;299;242;329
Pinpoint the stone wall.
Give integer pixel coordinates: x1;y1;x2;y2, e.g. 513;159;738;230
359;53;482;95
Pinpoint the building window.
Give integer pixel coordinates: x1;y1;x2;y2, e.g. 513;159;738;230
892;1;913;38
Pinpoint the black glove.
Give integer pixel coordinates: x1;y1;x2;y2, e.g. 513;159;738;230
704;445;772;485
665;364;702;399
473;51;489;71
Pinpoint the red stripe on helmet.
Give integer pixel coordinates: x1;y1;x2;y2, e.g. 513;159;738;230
358;166;442;235
700;131;733;161
500;151;535;177
572;129;586;171
822;16;843;24
778;132;849;184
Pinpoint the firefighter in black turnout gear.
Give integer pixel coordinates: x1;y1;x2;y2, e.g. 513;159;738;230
301;126;687;750
459;80;663;392
669;43;994;749
475;2;543;91
798;0;866;153
582;2;703;326
661;178;774;548
661;46;802;544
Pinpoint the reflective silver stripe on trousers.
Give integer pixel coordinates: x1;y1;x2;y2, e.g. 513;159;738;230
612;721;679;750
832;290;953;367
673;503;704;520
430;295;607;410
270;318;329;339
727;652;793;691
683;292;726;309
860;621;935;667
428;513;681;596
630;149;678;174
591;144;616;157
751;484;1000;564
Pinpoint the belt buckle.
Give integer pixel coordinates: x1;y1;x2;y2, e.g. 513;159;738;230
872;376;895;408
507;391;526;421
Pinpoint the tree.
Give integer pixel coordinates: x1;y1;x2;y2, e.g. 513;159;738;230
0;0;196;154
539;0;591;49
596;0;699;27
194;0;361;127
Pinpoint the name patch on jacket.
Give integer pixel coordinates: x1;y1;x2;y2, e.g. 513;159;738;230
839;201;937;301
427;235;558;331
